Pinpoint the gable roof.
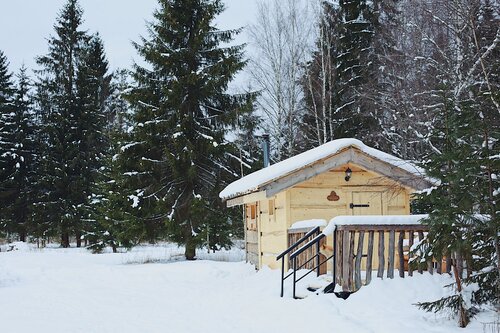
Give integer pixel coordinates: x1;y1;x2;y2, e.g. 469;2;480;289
220;138;434;201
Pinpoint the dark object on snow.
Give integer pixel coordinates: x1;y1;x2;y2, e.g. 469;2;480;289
323;282;336;294
322;282;352;299
334;291;352;300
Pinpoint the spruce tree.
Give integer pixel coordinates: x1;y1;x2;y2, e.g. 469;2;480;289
301;0;387;150
75;34;112;246
414;1;500;324
35;0;111;247
415;85;479;326
124;0;253;259
334;0;379;144
0;50;16;236
1;67;37;241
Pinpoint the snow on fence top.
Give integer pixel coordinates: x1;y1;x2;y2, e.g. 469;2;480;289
289;219;327;230
322;214;428;236
220;138;428;200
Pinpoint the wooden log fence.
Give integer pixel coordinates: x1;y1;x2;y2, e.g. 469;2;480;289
335;225;438;292
288;223;467;293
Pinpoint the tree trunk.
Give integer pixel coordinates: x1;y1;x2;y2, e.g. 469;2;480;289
76;232;81;248
19;232;26;242
185;232;196;260
61;232;70;248
452;262;469;328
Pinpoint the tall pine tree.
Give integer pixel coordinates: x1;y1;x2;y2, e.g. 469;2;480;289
122;0;253;259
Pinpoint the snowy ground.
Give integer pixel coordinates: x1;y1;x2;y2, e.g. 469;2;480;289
0;243;497;333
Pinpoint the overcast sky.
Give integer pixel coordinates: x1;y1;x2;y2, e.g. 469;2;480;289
0;0;260;79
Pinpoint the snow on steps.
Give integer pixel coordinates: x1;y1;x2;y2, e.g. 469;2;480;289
294;274;334;299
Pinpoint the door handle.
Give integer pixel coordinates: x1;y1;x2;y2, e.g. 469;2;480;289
350;203;370;209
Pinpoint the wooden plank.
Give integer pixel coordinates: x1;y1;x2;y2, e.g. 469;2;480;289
349;231;355;290
350;149;433;191
246;230;258;243
247;253;259;266
408;231;414;277
366;231;374;285
288;227;321;234
264;149;353;197
318;237;328;275
226;191;267;207
336;225;429;232
377;231;385;278
289;187;349;207
355;231;365;290
388;230;395;278
342;230;350;291
418;231;424;274
398;231;405;278
292;169;394;188
246;243;258;255
336;231;343;286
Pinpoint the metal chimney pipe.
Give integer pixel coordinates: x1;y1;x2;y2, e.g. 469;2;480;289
262;134;270;168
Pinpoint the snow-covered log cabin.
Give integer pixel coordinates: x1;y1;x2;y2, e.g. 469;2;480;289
220;139;433;271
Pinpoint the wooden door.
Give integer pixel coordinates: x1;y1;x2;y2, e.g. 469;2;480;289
351;192;382;215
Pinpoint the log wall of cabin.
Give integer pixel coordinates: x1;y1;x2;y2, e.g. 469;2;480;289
243;162;413;271
286;163;411;272
258;191;289;269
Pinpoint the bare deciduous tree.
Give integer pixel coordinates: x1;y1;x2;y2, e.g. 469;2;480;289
248;0;314;161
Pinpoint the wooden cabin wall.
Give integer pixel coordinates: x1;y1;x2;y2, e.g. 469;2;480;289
286;164;411;272
287;165;410;226
244;163;413;271
258;191;288;269
245;203;259;267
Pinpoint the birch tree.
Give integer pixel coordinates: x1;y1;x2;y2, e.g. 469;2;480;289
248;0;314;160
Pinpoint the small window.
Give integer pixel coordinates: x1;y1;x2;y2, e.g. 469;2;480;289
268;199;275;216
247;203;258;231
250;204;257;220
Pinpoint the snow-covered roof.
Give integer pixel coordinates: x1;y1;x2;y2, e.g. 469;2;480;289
220;138;431;201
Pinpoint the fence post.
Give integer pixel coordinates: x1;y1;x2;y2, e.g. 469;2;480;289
377;231;385;278
342;230;350;291
408;230;414;276
366;231;374;285
398;231;405;278
333;231;337;289
355;231;365;290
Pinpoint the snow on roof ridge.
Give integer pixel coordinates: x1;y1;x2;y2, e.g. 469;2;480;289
220;138;426;200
